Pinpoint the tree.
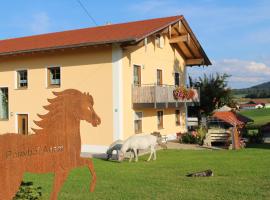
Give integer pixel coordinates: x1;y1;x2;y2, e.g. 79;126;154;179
190;73;235;115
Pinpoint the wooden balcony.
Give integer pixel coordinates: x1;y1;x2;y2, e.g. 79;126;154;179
132;84;199;109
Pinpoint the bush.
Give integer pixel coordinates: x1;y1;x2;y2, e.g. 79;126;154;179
196;126;207;145
180;132;198;144
247;128;263;143
180;127;207;145
14;182;42;200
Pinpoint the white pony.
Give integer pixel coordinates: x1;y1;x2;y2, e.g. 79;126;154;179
118;133;158;162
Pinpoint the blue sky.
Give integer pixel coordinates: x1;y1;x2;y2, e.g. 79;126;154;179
1;0;270;89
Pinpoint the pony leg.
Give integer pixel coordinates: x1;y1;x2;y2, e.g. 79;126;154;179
129;152;133;162
147;147;154;162
133;148;138;162
50;170;69;200
153;148;157;160
87;159;97;192
147;152;153;162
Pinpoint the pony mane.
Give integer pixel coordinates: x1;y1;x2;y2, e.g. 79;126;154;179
32;89;85;134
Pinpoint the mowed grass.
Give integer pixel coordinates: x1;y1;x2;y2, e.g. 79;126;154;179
23;146;270;200
240;108;270;126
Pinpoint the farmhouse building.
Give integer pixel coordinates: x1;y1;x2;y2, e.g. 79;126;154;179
0;16;211;153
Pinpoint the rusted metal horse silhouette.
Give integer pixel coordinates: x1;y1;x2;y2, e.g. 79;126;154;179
0;89;101;200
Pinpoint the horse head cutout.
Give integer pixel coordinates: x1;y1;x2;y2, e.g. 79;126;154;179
50;90;101;127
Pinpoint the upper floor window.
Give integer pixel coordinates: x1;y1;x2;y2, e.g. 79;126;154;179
155;35;164;48
17;70;28;88
157;111;163;129
174;72;180;86
0;88;8;120
157;69;163;86
133;65;141;86
134;112;143;134
48;67;61;87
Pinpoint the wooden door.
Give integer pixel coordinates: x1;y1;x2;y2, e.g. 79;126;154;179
18;114;28;135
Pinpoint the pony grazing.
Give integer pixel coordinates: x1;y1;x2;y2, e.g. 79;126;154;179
118;134;158;162
0;89;101;200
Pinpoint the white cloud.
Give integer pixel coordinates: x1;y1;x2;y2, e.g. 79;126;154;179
188;59;270;89
30;12;51;34
246;62;270;75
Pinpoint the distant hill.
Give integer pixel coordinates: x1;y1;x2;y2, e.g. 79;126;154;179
233;81;270;98
249;82;270;89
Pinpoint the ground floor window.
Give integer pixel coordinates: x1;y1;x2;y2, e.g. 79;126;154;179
175;110;181;126
0;88;9;120
134;112;143;134
157;111;163;129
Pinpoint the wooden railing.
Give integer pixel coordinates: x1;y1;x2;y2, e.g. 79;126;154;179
132;84;200;107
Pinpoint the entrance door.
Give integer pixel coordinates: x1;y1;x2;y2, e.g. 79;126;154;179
18;114;28;135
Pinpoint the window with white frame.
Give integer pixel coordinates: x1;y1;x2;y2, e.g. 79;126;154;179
134;112;143;134
0;88;8;120
17;70;28;88
48;67;61;86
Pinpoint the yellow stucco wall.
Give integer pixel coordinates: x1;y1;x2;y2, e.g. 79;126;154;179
0;46;113;146
0;34;189;150
122;34;187;139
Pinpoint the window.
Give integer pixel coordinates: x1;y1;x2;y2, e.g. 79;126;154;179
17;70;28;88
155;35;164;48
157;69;163;86
0;88;8;120
157;111;163;129
134;112;143;134
175;110;181;126
48;67;61;86
174;72;180;86
133;65;141;86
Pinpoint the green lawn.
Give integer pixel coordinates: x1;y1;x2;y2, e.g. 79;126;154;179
240;108;270;126
23;146;270;200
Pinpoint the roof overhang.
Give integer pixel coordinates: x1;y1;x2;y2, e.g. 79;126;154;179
132;16;211;66
161;17;211;66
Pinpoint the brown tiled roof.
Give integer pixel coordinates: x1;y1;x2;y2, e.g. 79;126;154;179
213;111;245;126
0;16;183;56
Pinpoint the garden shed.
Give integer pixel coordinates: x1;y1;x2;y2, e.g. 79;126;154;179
205;108;253;149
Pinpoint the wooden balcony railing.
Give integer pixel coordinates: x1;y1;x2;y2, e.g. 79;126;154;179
132;84;200;108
